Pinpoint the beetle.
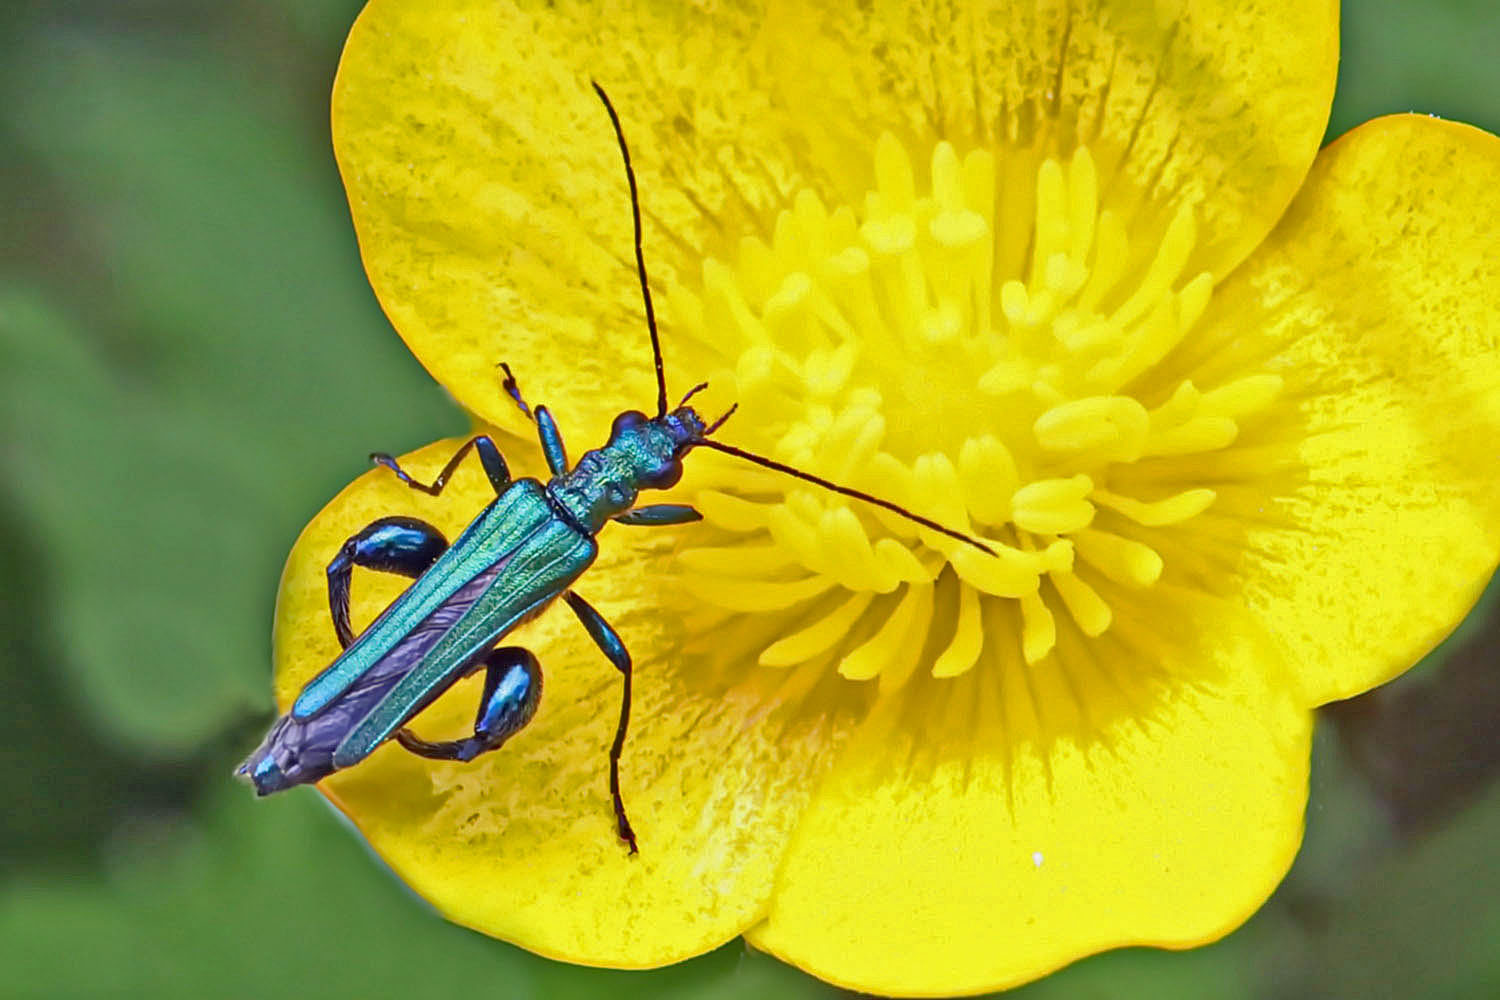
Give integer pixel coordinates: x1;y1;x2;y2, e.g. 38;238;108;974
239;83;993;853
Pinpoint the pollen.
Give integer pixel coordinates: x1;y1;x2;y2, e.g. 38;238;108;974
670;137;1280;677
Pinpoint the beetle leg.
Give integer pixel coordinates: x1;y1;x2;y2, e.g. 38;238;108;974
371;435;511;497
497;363;570;476
615;503;702;526
394;646;542;762
498;361;534;420
533;407;569;476
563;590;637;853
326;516;448;648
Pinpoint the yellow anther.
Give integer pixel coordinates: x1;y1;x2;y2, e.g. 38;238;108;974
1020;591;1056;664
1011;475;1096;535
702;257;769;346
1040;540;1075;574
1151;380;1203;430
1143;416;1238;456
838;584;931;680
1202;374;1283;418
1066;147;1098;263
791;188;831;257
932;585;983;678
1034;395;1149;460
1000;280;1030;325
1031;158;1069;281
1094;488;1217;526
878;583;937;691
763;273;815;344
1044;252;1083;296
803;343;856;396
862;452;917;539
951;543;1041;598
1051;571;1112;637
1072;529;1164;586
1110;202;1196;331
861;215;916;255
919;301;963;343
1178;271;1214;331
818;406;885;480
820;506;899;593
958;434;1018;525
874;537;933;583
1077;209;1129;312
767;503;824;568
1094;295;1187;390
978;358;1030;395
736;235;779;302
671;134;1273;686
759;590;876;667
930;141;964;210
911;452;970;534
873;131;916;209
1153;201;1198;289
825;245;871;279
1055;316;1117;353
734;343;776;386
931;209;987;248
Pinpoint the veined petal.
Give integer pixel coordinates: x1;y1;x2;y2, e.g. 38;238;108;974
332;0;1336;437
1172;116;1500;706
748;594;1310;996
272;437;853;965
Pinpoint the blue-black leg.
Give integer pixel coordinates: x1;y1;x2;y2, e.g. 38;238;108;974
371;435;511;498
563;591;637;853
496;362;569;475
534;407;569;477
326;516;448;648
498;361;534;420
395;647;542;762
615;504;702;527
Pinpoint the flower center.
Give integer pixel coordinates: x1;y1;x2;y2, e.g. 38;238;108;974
670;136;1279;682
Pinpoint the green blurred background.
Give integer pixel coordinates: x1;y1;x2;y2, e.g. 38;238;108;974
2;1;1497;996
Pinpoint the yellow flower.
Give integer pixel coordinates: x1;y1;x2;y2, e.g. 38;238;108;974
270;0;1500;994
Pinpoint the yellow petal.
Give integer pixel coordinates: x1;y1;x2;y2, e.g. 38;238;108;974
1183;116;1500;705
273;437;848;965
747;596;1310;995
332;0;1336;434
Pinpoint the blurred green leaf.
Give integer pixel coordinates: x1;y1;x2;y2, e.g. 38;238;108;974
1003;942;1256;1000
0;786;833;1000
266;0;367;49
0;286;267;750
1307;779;1500;999
0;477;172;873
0;26;460;750
1;789;535;1000
1330;0;1500;138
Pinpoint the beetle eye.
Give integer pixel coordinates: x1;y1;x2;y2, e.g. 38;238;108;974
611;410;648;438
645;460;683;490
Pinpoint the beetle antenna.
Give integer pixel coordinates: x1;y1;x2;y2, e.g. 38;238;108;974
588;87;991;558
698;438;996;556
705;402;738;436
592;80;668;419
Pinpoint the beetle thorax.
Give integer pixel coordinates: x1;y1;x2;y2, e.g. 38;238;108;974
550;410;696;531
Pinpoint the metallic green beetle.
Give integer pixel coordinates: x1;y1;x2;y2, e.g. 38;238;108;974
238;84;992;852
